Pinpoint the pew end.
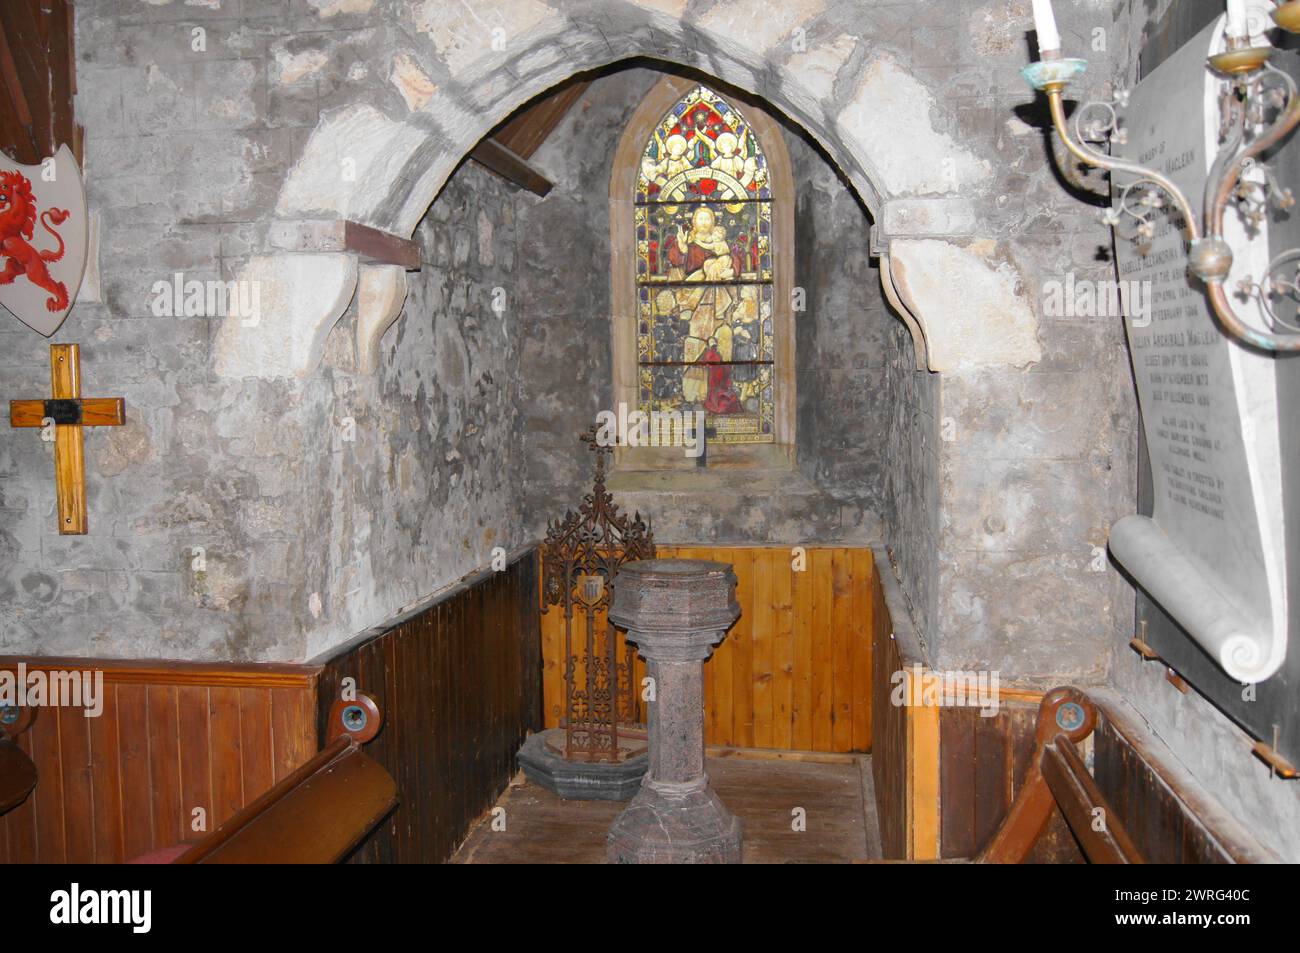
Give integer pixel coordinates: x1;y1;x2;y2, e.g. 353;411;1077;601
976;688;1144;864
0;705;38;817
157;693;396;864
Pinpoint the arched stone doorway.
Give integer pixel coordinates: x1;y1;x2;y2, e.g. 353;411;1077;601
21;0;1127;689
200;1;1113;684
212;0;1039;383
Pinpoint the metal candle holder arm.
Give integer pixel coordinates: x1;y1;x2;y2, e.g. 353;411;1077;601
1023;2;1300;352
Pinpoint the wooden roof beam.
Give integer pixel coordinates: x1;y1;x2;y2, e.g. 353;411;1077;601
492;80;589;159
466;78;592;197
469;137;553;197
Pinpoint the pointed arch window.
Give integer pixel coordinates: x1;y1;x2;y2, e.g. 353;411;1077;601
612;77;795;470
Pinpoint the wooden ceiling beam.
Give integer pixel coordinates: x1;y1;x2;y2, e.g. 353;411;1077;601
469;137;553;197
0;1;53;161
0;12;37;163
0;0;78;165
467;79;591;197
493;80;590;159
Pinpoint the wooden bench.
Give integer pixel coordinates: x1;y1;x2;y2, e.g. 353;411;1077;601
175;734;397;864
977;688;1145;863
140;694;397;864
975;687;1275;864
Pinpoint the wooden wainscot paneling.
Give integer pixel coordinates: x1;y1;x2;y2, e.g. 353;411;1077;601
1;549;543;865
313;548;543;864
0;657;319;863
540;545;874;755
869;546;1084;863
1089;689;1278;864
870;546;939;860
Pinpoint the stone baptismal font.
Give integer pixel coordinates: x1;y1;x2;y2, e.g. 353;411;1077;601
606;558;743;864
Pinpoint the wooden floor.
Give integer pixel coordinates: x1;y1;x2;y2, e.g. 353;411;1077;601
453;751;882;864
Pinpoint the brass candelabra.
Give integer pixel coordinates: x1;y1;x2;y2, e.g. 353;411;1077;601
1023;1;1300;351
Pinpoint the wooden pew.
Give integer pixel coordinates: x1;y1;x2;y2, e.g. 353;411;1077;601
138;694;397;864
176;735;396;864
977;687;1145;864
8;687;395;864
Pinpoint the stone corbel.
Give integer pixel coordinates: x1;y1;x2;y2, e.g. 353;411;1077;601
214;253;359;380
356;264;410;374
885;239;1041;373
880;253;930;372
875;198;985;371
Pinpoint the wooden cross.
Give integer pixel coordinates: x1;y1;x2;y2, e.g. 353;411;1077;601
9;344;125;535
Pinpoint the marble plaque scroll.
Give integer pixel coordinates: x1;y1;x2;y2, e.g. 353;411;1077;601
1109;17;1288;683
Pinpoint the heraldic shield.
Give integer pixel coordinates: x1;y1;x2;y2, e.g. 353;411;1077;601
0;145;89;337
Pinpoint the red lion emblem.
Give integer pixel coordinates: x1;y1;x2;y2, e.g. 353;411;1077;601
0;169;71;312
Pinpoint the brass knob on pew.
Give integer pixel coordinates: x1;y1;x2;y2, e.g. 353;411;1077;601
328;692;383;744
1035;686;1096;747
0;704;37;737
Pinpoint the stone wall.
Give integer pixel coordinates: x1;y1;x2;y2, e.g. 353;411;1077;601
298;161;526;660
790;128;890;522
882;320;939;642
1;0;310;660
1;1;1134;683
0;2;526;661
886;0;1132;679
515;67;657;533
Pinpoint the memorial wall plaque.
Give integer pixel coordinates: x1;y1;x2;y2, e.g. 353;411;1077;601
1109;17;1289;686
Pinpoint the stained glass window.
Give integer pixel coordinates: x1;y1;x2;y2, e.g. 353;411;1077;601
634;85;774;445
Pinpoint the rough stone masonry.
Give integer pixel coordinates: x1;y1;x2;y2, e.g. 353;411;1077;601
4;0;1296;860
0;0;1130;681
0;0;1116;700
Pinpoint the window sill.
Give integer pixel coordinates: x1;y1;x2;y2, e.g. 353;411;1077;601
606;465;817;496
611;442;795;473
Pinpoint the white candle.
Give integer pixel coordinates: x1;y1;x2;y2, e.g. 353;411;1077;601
1033;0;1061;52
1226;0;1248;37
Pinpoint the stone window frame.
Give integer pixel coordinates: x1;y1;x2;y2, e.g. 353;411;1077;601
609;74;796;472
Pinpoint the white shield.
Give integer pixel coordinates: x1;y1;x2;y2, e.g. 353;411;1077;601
0;145;89;337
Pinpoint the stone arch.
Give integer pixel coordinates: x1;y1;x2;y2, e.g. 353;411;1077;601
213;0;1039;380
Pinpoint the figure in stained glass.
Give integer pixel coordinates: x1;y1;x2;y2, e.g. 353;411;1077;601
668;207;734;280
710;131;758;188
